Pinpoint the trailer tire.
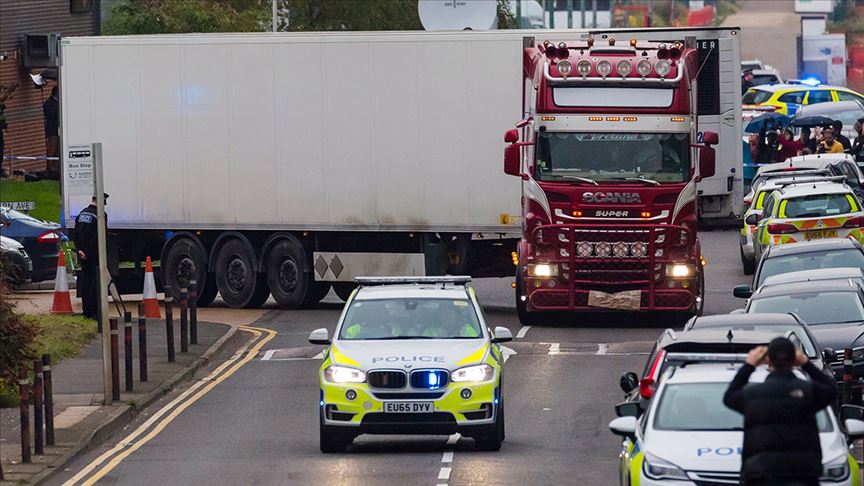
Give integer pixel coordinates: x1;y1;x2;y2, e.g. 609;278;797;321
196;273;219;307
265;238;309;309
215;239;262;309
162;236;208;303
303;282;331;308
333;283;356;302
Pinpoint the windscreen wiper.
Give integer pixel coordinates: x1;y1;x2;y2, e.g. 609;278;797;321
617;177;661;186
551;175;599;185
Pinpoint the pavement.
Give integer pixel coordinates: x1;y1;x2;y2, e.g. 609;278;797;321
45;230;760;486
0;291;266;486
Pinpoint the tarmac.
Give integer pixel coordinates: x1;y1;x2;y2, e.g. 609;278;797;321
0;291;267;485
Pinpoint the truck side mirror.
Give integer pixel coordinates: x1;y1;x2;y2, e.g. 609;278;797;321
699;145;716;179
504;128;519;143
702;131;719;145
504;143;521;176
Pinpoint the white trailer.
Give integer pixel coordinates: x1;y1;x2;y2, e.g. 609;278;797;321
60;28;741;309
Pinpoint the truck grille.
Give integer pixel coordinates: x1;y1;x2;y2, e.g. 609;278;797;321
367;370;407;389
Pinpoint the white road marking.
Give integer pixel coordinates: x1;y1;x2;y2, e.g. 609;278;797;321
442;451;454;463
447;433;460;445
438;467;451;480
596;343;608;355
516;325;531;339
260;350;324;361
501;345;516;364
261;349;276;361
548;342;560;355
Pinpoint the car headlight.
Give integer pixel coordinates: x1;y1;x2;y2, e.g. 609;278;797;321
323;365;366;383
527;263;558;278
643;452;689;480
665;263;695;278
451;364;494;383
851;347;864;362
821;455;850;482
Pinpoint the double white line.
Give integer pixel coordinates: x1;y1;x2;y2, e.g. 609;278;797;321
62;326;277;486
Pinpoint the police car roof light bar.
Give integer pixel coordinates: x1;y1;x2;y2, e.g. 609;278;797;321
773;175;847;188
354;276;472;286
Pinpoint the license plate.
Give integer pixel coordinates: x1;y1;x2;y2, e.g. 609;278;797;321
803;229;839;241
383;401;433;414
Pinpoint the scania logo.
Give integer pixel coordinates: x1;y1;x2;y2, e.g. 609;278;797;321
582;192;642;203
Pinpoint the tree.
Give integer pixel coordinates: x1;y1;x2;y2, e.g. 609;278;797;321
280;0;421;31
102;0;270;35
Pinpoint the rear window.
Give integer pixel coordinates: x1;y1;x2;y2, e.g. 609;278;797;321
743;89;772;105
752;74;780;86
807;90;833;104
757;249;864;286
778;91;806;104
749;291;864;325
782;193;853;218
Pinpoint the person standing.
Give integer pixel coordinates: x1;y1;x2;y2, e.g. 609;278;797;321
723;338;838;486
817;128;845;154
832;120;852;151
742;70;755;95
797;127;817;154
851;117;864;163
776;129;804;162
43;86;60;179
73;194;108;320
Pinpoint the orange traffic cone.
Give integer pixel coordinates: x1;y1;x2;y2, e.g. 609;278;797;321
50;252;73;314
142;256;161;318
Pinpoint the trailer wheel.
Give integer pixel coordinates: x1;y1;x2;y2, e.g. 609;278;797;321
333;283;356;302
303;282;332;307
196;272;219;307
162;236;208;303
215;239;262;309
265;237;309;309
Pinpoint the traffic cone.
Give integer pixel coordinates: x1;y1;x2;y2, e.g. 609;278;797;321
50;252;73;314
142;256;161;318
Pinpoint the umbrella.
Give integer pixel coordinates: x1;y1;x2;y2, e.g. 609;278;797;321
745;112;791;133
791;115;836;128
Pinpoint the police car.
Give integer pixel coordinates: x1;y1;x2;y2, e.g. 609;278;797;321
308;276;512;453
752;180;864;262
743;83;864;116
610;362;864;485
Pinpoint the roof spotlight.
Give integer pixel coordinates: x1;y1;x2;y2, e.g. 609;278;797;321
616;59;632;77
557;60;573;78
636;59;652;77
655;60;671;77
576;60;592;77
596;60;612;77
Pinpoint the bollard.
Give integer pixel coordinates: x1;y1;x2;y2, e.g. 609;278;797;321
18;366;31;463
138;303;148;382
124;311;133;392
110;318;120;401
843;347;854;405
165;290;175;362
189;280;198;345
33;360;44;455
180;288;189;353
43;354;55;446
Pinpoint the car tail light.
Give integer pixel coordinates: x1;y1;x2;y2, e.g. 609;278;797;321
767;223;798;234
844;216;864;228
37;231;60;243
743;195;752;205
639;378;655;399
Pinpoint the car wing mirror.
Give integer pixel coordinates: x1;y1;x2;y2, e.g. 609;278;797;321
615;401;640;418
619;372;639;394
729;308;746;315
845;418;864;441
609;416;638;438
309;328;330;345
744;213;761;225
733;285;753;299
842;404;864;422
491;326;513;343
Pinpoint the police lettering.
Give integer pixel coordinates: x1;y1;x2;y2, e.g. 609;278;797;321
696;447;743;457
372;355;446;364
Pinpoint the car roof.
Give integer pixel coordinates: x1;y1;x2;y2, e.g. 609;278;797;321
752;278;862;298
659;328;792;348
756;174;836;192
766;237;858;256
757;155;853;175
797;100;864;116
749;83;848;93
353;284;471;301
772;181;851;198
663;363;769;385
762;267;864;287
688;313;801;329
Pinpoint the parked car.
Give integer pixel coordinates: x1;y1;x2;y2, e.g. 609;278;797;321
750;154;864;201
750;67;784;86
0;207;61;283
742;83;864;116
759;267;864;291
794;99;864;141
0;235;31;286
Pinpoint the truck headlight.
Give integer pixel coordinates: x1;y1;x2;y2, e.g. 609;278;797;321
323;365;366;383
665;263;694;278
527;263;558;278
451;364;494;383
643;452;689;480
821;455;850;482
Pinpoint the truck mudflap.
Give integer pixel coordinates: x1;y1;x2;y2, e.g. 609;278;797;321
525;224;698;312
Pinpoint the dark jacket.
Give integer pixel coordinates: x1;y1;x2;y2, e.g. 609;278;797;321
836;132;852;151
852;134;864;162
723;362;837;482
73;204;106;259
43;95;58;137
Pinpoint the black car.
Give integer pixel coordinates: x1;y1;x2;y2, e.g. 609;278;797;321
745;279;864;385
735;238;864;298
0;207;60;283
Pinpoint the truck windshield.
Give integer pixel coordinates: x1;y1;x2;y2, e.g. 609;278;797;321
535;132;690;183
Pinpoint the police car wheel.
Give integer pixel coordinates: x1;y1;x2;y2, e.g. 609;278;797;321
319;411;353;453
265;237;309;310
474;403;504;451
740;246;755;275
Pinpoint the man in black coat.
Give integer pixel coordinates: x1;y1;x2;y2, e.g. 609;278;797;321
74;194;107;319
833;120;852;152
851;117;864;163
723;337;838;486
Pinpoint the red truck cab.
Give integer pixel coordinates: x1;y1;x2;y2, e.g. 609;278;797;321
505;35;718;324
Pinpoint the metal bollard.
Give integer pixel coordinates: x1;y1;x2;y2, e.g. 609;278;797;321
180;288;189;353
124;311;133;392
110;318;120;401
138;303;148;382
42;354;55;447
18;366;31;463
33;360;44;455
843;347;854;405
165;289;175;362
189;280;198;345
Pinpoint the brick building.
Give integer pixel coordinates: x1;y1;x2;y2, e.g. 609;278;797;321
0;0;99;174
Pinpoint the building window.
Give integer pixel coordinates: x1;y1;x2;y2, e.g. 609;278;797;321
70;0;92;13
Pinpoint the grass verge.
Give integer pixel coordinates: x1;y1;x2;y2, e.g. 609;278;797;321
26;313;98;362
0;179;62;222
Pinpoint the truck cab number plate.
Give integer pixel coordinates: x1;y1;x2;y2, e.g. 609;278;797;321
384;401;433;413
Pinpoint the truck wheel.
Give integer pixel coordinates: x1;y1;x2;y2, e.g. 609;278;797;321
196;273;219;307
303;282;331;307
333;283;356;302
162;236;208;303
265;237;309;309
246;274;271;308
214;239;262;308
740;246;755;275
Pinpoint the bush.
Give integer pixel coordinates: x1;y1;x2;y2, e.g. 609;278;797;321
0;277;39;397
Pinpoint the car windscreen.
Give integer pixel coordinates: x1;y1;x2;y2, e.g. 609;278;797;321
757;249;864;287
339;298;482;340
534;132;690;183
686;324;817;357
782;193;854;218
749;291;864;325
742;89;772;105
653;382;832;432
751;75;779;86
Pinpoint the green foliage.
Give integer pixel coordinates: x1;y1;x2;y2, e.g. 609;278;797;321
0;279;39;390
282;0;421;31
28;314;98;364
103;0;270;35
497;0;517;29
0;179;61;223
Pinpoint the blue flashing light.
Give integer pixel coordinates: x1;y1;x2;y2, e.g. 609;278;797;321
800;77;822;87
428;372;439;388
319;389;324;407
